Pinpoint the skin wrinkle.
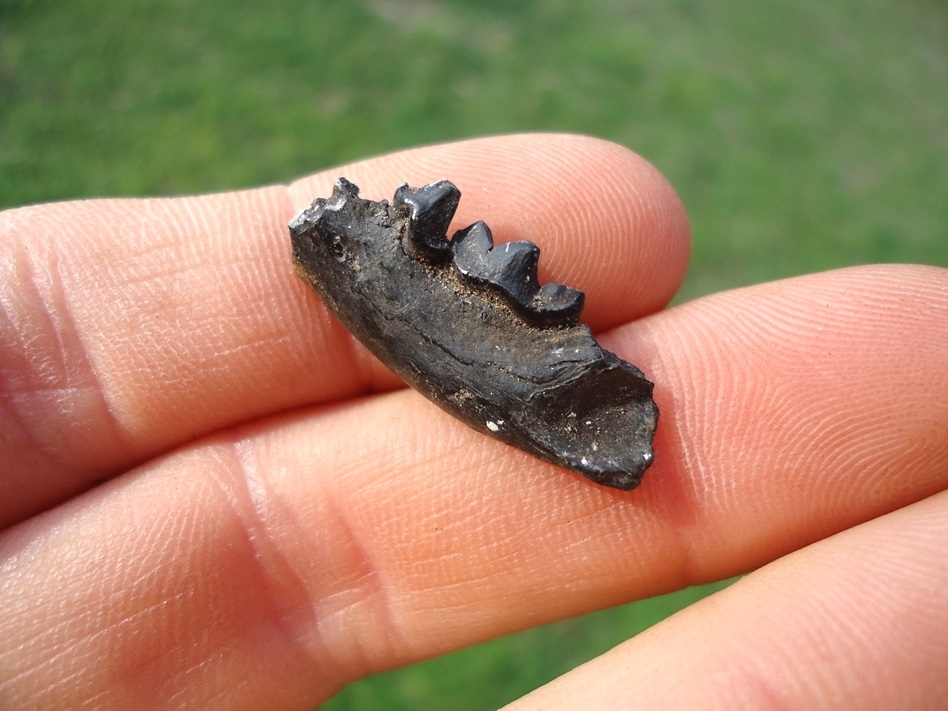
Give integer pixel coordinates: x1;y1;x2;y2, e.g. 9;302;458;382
0;246;58;473
3;225;129;484
631;323;714;510
49;306;134;481
226;413;432;691
1;204;169;520
602;321;708;587
314;406;518;658
206;439;326;680
315;488;410;681
643;463;709;591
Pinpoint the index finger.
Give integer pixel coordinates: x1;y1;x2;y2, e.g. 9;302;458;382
0;133;690;526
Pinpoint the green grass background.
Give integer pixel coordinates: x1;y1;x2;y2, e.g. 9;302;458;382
2;0;946;708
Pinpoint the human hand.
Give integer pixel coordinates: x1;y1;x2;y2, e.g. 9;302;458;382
2;134;946;710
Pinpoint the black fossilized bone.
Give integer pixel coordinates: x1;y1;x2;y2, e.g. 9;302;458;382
289;178;658;490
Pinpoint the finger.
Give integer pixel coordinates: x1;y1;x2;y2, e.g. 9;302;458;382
609;263;948;573
506;490;948;710
1;265;945;709
0;133;690;526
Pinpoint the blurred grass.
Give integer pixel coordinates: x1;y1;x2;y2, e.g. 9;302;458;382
3;0;946;301
1;0;946;708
